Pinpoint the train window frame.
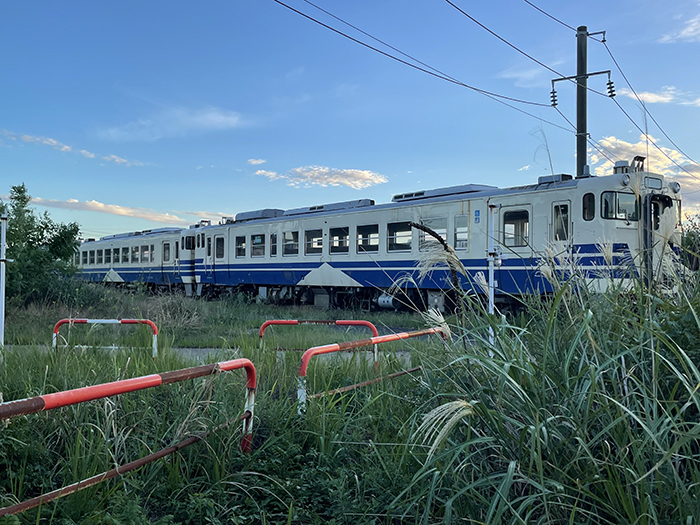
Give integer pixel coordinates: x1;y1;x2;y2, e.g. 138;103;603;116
215;237;225;259
141;245;150;263
503;210;529;247
235;236;246;258
454;215;469;250
283;231;299;256
122;247;129;264
96;249;103;264
132;246;139;263
82;251;88;265
601;191;638;221
113;249;120;264
387;221;413;252
104;249;111;265
582;193;595;221
163;243;171;262
419;218;447;251
251;234;265;257
185;236;195;250
89;250;95;265
270;233;278;257
357;224;379;253
207;237;212;257
553;204;569;241
305;229;323;255
330;227;349;254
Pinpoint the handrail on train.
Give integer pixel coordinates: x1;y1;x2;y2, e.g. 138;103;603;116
0;358;256;517
296;327;446;414
53;318;159;358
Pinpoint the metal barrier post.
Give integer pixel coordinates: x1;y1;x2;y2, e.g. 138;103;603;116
296;327;444;414
53;318;159;358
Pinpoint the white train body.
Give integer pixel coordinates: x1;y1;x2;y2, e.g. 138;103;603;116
77;159;682;308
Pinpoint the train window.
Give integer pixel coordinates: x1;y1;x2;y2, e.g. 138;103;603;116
74;252;79;265
503;210;529;247
89;250;95;264
185;236;195;250
122;247;129;264
357;224;379;253
150;244;155;262
215;237;225;259
235;236;246;258
96;250;103;264
455;215;469;250
82;251;88;265
305;229;323;255
132;246;139;263
141;245;150;263
112;249;119;264
283;231;299;256
583;193;595;221
252;234;265;257
553;204;569;241
105;249;111;264
270;233;278;257
207;237;212;257
175;241;179;259
197;235;201;248
388;222;412;252
419;218;447;251
601;192;638;221
163;243;171;262
330;227;349;254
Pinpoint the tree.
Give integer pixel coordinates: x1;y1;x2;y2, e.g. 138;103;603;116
0;183;81;304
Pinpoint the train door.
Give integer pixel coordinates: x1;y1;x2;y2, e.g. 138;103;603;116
642;193;676;285
205;235;214;281
162;240;174;284
551;200;572;253
213;234;226;283
499;205;533;294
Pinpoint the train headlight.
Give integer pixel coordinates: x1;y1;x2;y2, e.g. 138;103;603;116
670;181;681;193
621;174;630;186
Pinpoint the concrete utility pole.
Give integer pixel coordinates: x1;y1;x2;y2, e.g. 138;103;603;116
550;26;614;178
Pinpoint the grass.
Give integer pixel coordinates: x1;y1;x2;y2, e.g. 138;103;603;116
2;257;700;523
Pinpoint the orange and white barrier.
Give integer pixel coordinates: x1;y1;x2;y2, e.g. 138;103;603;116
52;318;159;358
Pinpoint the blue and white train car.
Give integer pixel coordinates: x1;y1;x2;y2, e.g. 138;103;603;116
76;156;682;309
77;227;198;294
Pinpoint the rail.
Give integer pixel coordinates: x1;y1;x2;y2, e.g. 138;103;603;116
259;319;379;361
0;358;256;516
52;318;159;358
296;327;445;413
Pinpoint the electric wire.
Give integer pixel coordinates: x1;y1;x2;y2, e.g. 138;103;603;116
444;0;609;98
554;106;618;165
272;0;549;107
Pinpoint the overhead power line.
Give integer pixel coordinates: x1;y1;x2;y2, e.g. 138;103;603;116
272;0;549;107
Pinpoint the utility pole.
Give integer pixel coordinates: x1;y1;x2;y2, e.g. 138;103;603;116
551;26;615;178
0;214;6;353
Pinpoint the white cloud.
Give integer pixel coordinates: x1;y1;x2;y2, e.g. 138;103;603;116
660;14;700;43
79;149;96;158
518;165;531;171
20;134;72;152
589;134;700;205
102;154;144;167
498;66;548;88
256;165;388;189
32;197;192;225
97;106;243;142
248;158;266;165
618;86;678;104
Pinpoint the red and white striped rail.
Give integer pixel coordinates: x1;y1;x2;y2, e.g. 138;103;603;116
0;358;256;517
0;358;256;452
53;318;159;358
296;327;445;413
259;319;379;354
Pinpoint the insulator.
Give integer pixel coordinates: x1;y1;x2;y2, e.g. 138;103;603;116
607;80;616;98
550;89;558;107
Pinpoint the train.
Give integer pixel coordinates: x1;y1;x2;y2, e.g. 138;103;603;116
76;155;682;310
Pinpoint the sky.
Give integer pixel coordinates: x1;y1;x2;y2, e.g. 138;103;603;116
1;0;699;239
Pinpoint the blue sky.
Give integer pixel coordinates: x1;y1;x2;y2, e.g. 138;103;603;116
2;0;699;238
